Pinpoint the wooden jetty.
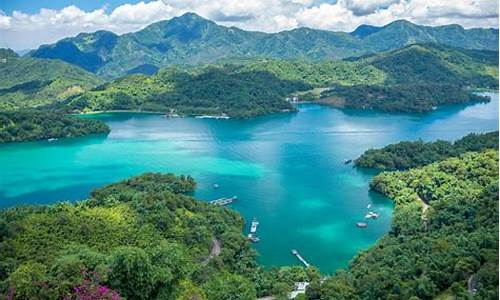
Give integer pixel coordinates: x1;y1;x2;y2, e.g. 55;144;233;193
209;196;237;206
291;249;311;268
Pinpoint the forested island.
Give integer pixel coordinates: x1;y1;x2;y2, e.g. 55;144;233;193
355;131;499;170
0;111;110;143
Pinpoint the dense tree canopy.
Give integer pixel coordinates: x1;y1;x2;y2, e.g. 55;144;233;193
0;173;318;299
52;43;498;117
318;150;499;299
355;131;499;170
0;111;110;143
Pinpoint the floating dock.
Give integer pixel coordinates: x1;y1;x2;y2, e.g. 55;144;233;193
247;218;260;243
209;196;237;206
291;250;311;268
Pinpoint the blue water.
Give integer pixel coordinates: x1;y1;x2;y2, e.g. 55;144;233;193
0;92;498;273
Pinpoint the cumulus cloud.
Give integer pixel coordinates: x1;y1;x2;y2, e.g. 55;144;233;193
0;0;497;50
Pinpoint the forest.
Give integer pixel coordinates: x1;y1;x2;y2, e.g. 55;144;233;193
0;111;110;143
47;43;498;117
355;131;499;170
0;173;320;300
314;150;499;299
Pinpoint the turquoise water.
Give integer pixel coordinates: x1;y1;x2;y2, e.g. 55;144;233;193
0;93;498;273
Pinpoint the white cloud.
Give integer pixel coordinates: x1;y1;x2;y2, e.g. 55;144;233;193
0;0;497;50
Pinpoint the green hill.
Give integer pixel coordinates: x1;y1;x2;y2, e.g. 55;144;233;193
355;131;499;170
0;49;103;111
0;173;319;299
28;13;499;78
0;111;110;143
319;44;498;112
313;149;499;299
60;44;498;116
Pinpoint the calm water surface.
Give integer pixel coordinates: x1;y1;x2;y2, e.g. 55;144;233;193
0;93;498;273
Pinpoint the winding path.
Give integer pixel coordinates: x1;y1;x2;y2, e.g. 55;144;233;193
201;238;221;265
468;274;477;295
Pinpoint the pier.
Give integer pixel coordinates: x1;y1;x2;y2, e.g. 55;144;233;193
291;250;311;268
209;196;237;206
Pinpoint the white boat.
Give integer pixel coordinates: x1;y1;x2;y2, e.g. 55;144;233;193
365;211;380;219
47;138;58;142
356;222;368;228
250;218;259;233
367;204;371;209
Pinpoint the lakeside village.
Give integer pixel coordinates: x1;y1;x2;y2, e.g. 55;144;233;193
208;182;381;299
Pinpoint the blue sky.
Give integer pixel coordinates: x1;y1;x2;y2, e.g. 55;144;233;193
0;0;498;50
0;0;142;14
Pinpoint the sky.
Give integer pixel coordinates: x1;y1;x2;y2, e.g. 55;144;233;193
0;0;498;50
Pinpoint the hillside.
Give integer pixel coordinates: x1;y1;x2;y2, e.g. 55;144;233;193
319;43;498;112
355;131;499;170
60;44;498;116
0;111;110;143
0;173;320;299
28;13;499;78
0;49;103;111
313;150;499;299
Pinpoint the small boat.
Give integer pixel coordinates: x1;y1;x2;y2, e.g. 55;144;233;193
356;222;368;228
47;138;58;142
213;183;219;189
344;159;352;164
367;204;371;209
365;212;380;219
291;249;298;255
247;235;260;243
250;218;259;233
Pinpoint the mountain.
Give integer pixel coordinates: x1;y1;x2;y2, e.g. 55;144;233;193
0;48;103;110
319;43;498;112
57;43;497;117
28;13;499;78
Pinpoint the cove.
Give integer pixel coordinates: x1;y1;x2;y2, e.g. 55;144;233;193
0;92;498;273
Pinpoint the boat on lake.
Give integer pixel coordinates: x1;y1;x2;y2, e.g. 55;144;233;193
47;138;58;142
247;218;260;243
344;159;352;164
365;212;380;219
250;218;259;233
356;222;368;228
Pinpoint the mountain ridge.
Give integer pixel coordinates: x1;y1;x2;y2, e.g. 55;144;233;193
28;13;499;78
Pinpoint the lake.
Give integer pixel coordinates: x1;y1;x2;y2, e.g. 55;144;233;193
0;92;498;273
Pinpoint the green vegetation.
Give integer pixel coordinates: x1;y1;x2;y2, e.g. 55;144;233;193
29;13;498;78
355;131;499;170
0;111;110;143
0;49;103;111
0;173;319;299
319;44;498;112
60;44;498;117
62;65;310;118
316;150;499;299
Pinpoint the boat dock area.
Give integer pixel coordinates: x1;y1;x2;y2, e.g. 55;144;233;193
209;196;237;206
247;218;260;243
291;249;311;268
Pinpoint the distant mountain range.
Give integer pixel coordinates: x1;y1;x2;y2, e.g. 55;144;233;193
28;13;499;78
